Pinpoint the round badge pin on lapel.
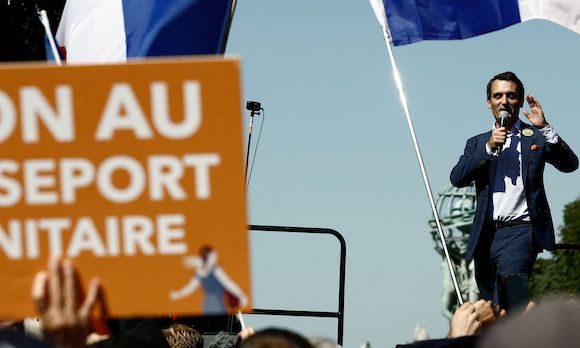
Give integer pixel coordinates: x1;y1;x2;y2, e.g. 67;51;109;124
522;128;534;137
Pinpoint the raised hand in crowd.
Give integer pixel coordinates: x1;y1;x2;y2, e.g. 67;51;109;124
32;258;105;348
447;302;482;338
238;327;256;345
473;299;505;329
448;300;508;338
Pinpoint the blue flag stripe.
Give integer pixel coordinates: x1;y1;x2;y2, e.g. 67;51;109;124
384;0;521;46
122;0;232;57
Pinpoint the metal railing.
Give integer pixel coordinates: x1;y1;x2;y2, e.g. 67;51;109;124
555;243;580;250
248;225;347;345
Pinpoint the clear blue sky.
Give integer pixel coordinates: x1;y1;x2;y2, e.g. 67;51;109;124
226;1;580;347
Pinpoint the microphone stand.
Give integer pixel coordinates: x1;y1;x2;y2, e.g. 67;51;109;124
245;108;260;185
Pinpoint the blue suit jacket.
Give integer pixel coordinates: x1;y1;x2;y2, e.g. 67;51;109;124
450;122;578;260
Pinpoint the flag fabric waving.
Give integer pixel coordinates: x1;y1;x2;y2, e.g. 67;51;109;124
39;10;62;64
374;0;580;46
56;0;232;63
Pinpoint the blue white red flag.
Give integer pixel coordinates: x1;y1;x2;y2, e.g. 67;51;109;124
370;0;580;46
39;10;62;64
43;35;59;63
56;0;232;63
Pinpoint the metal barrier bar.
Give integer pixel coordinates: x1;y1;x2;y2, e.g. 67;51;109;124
555;243;580;250
249;225;347;345
251;309;340;318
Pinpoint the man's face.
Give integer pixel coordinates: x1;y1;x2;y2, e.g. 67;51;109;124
487;80;522;125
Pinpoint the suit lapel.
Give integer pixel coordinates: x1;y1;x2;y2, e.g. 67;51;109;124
520;124;539;183
521;127;531;183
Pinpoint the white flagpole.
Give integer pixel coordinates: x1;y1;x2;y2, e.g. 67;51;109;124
369;0;464;305
39;10;62;66
236;310;246;329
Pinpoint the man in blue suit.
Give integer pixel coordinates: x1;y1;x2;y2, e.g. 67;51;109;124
450;72;578;304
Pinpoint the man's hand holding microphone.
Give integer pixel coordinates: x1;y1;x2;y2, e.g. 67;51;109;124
488;110;510;154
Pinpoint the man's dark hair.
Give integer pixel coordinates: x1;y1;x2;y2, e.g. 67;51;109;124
486;71;525;102
163;324;204;348
240;328;313;348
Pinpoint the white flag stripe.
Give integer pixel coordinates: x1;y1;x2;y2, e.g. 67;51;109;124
519;0;580;34
56;0;127;64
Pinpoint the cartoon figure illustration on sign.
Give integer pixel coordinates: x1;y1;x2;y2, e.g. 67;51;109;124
169;245;248;314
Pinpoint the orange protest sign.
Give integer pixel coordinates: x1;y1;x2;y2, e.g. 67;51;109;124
0;58;250;318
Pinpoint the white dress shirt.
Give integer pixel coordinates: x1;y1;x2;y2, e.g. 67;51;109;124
485;120;558;222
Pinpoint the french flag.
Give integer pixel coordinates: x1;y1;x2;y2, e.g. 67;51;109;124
371;0;580;46
56;0;233;63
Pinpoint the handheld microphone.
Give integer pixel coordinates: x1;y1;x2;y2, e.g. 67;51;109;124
499;110;509;128
497;110;509;154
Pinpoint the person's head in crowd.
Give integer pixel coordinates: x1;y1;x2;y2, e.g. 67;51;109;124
163;324;204;348
0;330;53;348
0;320;21;333
240;328;313;348
477;298;580;348
0;317;43;340
308;336;341;348
23;317;43;340
208;331;238;348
